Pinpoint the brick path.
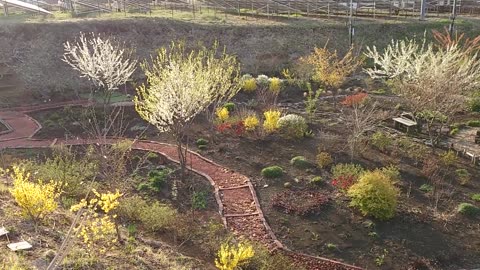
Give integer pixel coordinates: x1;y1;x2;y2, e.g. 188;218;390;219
0;102;363;270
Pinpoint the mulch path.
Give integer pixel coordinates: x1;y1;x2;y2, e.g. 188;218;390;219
0;101;363;270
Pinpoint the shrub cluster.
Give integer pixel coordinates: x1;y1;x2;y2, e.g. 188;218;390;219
244;115;259;131
271;190;329;215
290;156;312;169
241;74;257;92
139;201;178;232
137;168;172;192
261;166;283;178
467;120;480;127
370;131;392;152
457;203;480;217
263;110;281;133
277;114;308;139
116;196;177;232
347;171;399;220
331;163;365;180
316;151;333;169
455;168;470;186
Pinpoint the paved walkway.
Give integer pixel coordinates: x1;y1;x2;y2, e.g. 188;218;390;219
0;101;362;270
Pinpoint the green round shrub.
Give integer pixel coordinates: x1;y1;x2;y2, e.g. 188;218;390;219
347;171;399;220
290;156;312;169
471;194;480;202
198;144;207;150
223;102;235;112
261;166;284;178
309;176;323;185
457;203;480;216
196;138;209;146
419;184;433;193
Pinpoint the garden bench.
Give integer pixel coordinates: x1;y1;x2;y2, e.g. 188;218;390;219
393;116;417;133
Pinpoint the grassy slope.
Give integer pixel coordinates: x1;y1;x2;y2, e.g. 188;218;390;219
0;9;479;103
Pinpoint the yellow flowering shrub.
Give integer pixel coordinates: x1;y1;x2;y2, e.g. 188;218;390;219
244;115;259;131
9;165;60;225
216;107;230;122
242;78;257;92
215;242;255;270
70;189;122;252
268;77;282;93
263;110;281;133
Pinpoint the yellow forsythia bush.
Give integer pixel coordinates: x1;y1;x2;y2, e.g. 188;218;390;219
215;242;255;270
268;77;282;93
216;107;230;122
263;110;281;133
244;115;259;131
242;78;257;92
70;189;122;252
9;165;60;224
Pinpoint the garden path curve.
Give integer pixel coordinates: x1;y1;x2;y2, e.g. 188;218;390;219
0;101;363;270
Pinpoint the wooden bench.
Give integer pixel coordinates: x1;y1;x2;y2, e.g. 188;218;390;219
393;117;417;133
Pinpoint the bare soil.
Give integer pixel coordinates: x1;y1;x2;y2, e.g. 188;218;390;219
27;89;480;269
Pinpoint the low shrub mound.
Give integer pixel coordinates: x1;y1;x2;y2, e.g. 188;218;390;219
467;120;480;127
331;163;365;180
370;131;392;151
331;163;365;191
472;194;480;202
348;171;399;220
223;102;235;112
316;151;333;169
419;184;433;193
138;168;172;192
261;166;283;178
309;176;323;185
277;114;308;139
457;203;480;217
290;156;312;169
196;138;209;146
271;190;329;215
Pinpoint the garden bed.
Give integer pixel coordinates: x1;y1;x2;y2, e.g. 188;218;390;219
25;92;480;269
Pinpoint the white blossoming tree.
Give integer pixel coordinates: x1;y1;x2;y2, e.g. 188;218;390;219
62;33;137;140
63;32;137;106
134;42;240;174
365;37;480;145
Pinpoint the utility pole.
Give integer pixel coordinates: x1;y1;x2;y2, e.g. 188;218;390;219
420;0;426;20
449;0;457;36
348;0;354;46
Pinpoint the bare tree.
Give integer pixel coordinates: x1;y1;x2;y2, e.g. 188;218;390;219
365;37;480;145
134;42;240;175
341;93;387;159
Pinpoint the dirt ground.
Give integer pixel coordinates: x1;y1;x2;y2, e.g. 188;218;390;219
24;87;480;269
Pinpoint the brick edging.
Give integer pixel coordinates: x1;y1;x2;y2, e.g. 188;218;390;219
0;118;13;135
